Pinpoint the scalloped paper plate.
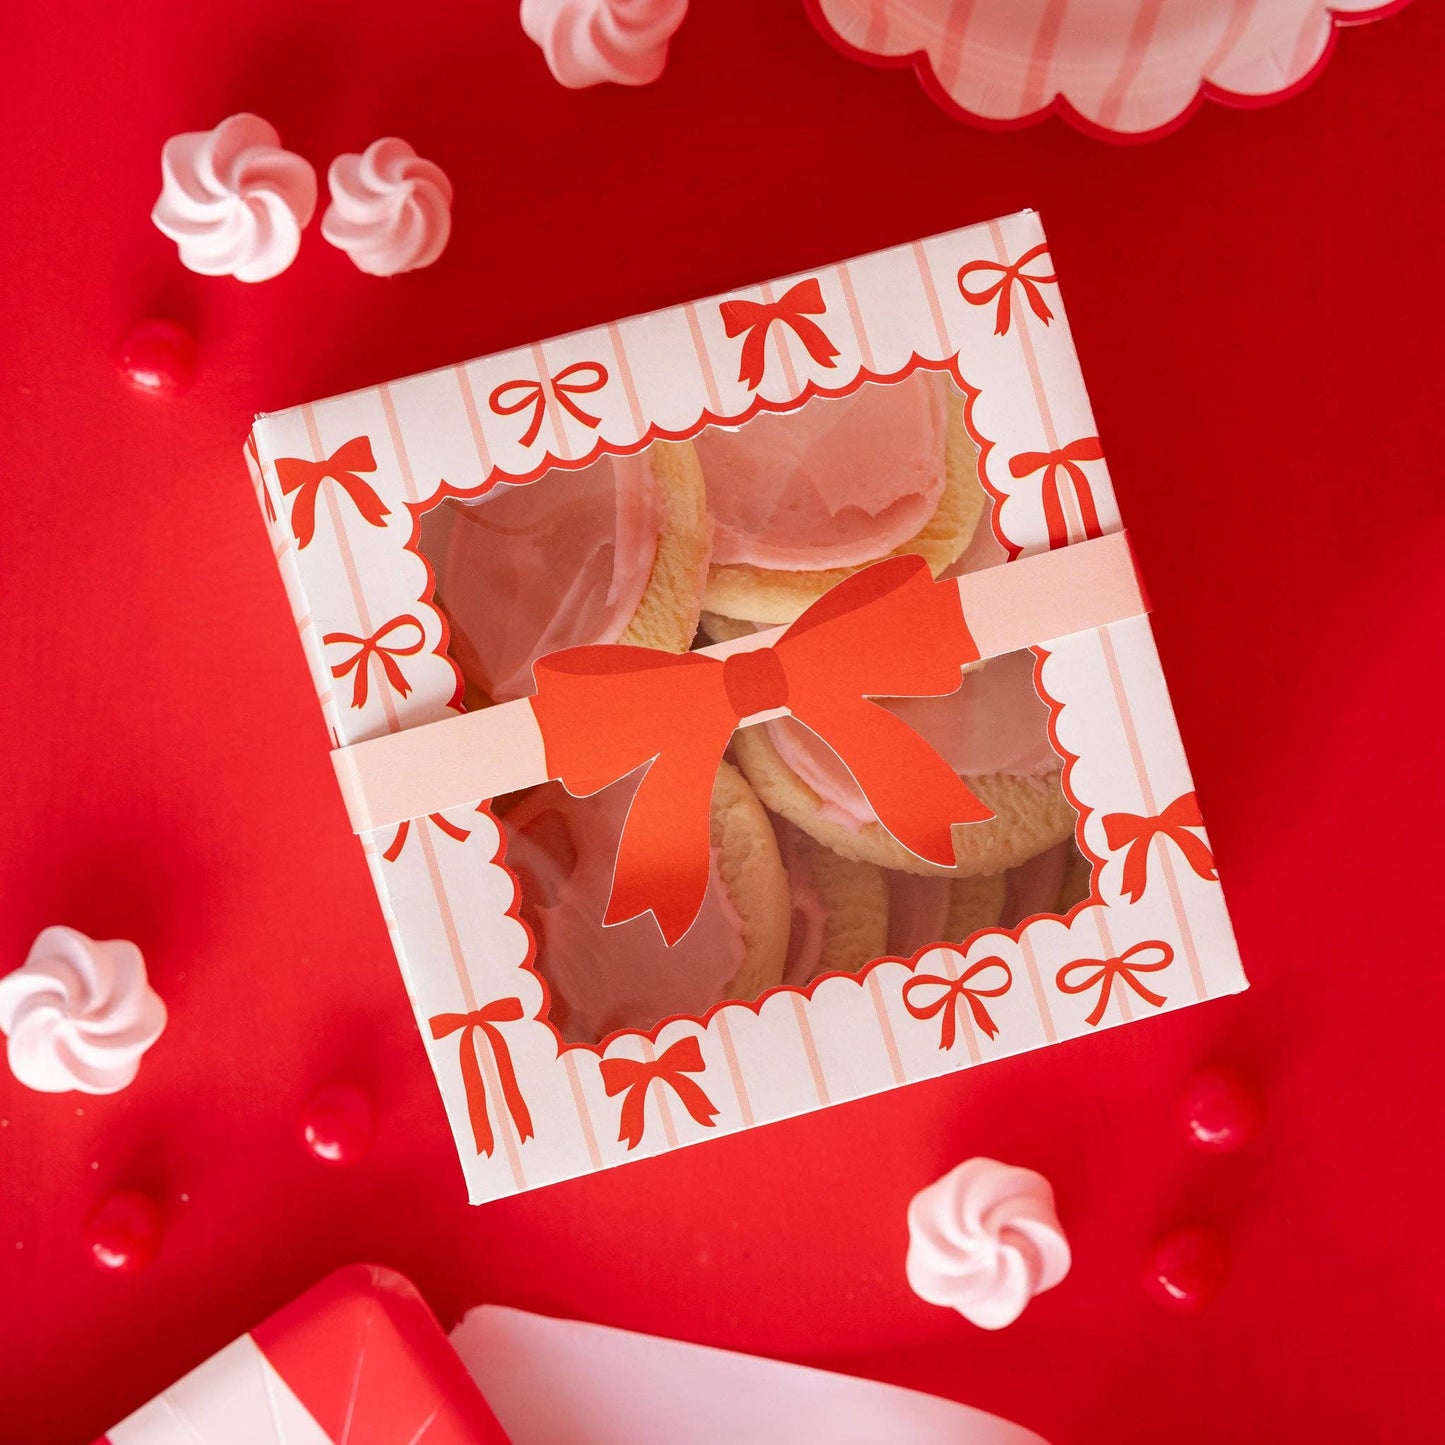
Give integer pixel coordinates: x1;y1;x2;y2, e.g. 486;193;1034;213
805;0;1411;142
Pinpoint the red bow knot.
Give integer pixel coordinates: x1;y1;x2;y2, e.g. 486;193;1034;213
1056;941;1174;1028
428;998;536;1157
275;436;389;549
1101;792;1216;904
488;361;609;449
530;554;993;945
599;1036;718;1150
1009;437;1106;550
902;956;1013;1049
719;277;840;391
383;811;473;863
957;243;1057;336
323;615;426;710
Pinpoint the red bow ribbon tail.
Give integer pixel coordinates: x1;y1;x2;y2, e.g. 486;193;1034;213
531;647;729;945
1010;438;1106;550
599;1037;718;1150
1101;792;1215;903
1056;941;1174;1027
322;615;426;710
902;958;1013;1049
719;277;839;391
956;243;1056;335
274;436;389;549
814;697;994;866
383;811;473;864
428;1000;535;1157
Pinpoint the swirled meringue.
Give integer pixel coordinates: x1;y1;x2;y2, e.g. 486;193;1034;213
906;1158;1070;1329
521;0;688;89
0;927;166;1094
321;139;453;277
152;113;317;282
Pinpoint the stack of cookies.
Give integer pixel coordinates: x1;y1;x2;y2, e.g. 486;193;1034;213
429;373;1086;1043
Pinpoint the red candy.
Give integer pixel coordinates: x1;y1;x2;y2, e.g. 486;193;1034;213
1182;1066;1261;1152
114;318;197;398
1146;1226;1226;1311
86;1190;163;1272
300;1081;375;1165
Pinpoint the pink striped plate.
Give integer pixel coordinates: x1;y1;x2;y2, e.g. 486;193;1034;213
804;0;1411;141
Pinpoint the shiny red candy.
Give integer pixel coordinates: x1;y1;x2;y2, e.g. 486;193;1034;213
85;1191;163;1272
1146;1226;1226;1311
114;318;197;398
1182;1066;1261;1152
300;1081;375;1165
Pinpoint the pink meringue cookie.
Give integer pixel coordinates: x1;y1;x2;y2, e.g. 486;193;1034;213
906;1157;1070;1329
521;0;689;89
0;927;166;1094
321;138;453;277
152;113;317;282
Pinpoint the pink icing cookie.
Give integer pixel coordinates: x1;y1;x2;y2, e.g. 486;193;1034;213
765;649;1061;834
700;372;949;570
728;642;1076;878
503;761;788;1042
698;373;987;624
772;816;887;988
430;440;709;704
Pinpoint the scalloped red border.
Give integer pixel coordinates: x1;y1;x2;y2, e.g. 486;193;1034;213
800;0;1413;146
394;356;1103;1060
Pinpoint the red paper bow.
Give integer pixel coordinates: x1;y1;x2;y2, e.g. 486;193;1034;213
488;361;609;449
957;243;1057;336
1101;792;1216;904
1009;438;1106;550
428;998;535;1157
902;956;1013;1049
275;436;389;549
530;554;993;945
599;1036;718;1150
718;277;840;391
1056;941;1174;1027
383;811;473;863
323;615;426;710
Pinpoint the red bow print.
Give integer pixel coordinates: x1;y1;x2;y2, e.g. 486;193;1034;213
530;554;992;944
429;998;535;1158
383;811;473;863
275;436;389;549
488;362;609;449
718;277;840;391
1009;438;1106;550
323;615;426;710
1056;941;1174;1027
902;956;1013;1050
1102;792;1216;904
599;1036;718;1150
957;243;1057;336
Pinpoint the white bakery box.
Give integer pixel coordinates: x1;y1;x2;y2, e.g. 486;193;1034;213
245;209;1246;1203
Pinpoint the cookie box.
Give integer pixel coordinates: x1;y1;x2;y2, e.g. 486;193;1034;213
246;210;1247;1203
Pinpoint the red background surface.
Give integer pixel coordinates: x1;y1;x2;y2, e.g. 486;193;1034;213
2;3;1443;1440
